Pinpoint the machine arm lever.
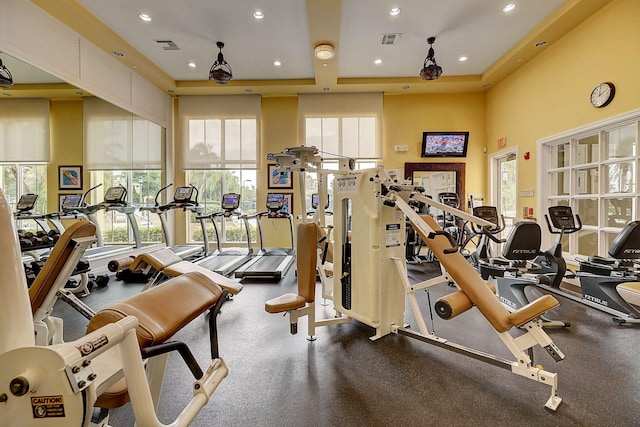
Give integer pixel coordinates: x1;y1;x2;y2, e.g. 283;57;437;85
427;230;459;254
141;340;204;380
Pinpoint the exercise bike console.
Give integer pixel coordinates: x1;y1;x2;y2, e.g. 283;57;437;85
547;205;582;232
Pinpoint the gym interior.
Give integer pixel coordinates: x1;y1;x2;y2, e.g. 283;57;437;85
1;1;639;426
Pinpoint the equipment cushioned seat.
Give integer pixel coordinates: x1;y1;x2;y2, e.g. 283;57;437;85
87;271;223;347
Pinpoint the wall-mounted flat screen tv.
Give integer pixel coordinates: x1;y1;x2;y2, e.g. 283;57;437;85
421;132;469;158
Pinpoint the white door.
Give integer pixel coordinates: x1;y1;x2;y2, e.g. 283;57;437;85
490;149;518;235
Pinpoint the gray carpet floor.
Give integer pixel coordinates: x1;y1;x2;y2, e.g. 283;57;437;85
53;262;640;427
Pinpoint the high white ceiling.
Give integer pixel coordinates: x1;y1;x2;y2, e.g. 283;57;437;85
2;0;613;97
74;0;565;81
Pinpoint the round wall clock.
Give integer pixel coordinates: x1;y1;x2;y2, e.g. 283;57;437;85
590;82;615;108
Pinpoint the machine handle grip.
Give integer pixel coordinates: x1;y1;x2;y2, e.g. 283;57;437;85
427;230;459;254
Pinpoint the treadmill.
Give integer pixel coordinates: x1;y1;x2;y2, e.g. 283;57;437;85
196;193;254;276
79;185;143;259
234;193;295;281
140;184;207;259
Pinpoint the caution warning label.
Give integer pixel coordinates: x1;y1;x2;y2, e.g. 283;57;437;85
31;395;65;418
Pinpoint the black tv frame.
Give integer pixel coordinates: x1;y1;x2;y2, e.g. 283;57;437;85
421;131;469;158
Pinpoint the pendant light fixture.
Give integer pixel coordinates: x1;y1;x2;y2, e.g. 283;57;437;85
420;37;443;81
209;41;233;84
0;58;14;88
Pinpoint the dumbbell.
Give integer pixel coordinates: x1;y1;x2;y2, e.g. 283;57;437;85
19;238;33;249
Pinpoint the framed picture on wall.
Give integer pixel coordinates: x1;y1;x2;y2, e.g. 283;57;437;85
58;165;83;190
267;164;293;189
281;193;293;215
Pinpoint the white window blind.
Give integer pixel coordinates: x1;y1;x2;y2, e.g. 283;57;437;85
299;93;382;160
0;99;50;162
84;97;163;170
178;95;261;170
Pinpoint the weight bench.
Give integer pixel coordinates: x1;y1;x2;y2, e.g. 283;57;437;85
390;199;566;410
85;270;228;422
265;222;350;340
1;270;229;427
28;220;97;345
123;247;244;295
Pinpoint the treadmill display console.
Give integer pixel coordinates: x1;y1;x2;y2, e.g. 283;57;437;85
548;206;575;229
174;186;194;202
104;187;126;203
222;193;240;210
16;194;38;212
61;194;83;209
311;193;330;210
473;206;499;226
266;193;284;210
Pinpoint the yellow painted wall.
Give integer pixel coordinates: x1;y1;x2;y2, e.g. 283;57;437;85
48;100;83;212
258;96;299;248
486;0;640;217
383;93;487;200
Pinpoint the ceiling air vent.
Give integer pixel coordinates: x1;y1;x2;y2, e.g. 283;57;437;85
381;33;402;45
155;40;180;50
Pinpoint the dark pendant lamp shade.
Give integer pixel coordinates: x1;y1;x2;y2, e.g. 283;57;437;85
0;58;14;88
209;41;233;84
420;36;443;81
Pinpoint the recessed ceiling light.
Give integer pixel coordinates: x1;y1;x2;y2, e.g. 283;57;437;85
458;56;468;62
314;44;335;60
322;63;328;67
273;60;282;67
131;64;138;69
188;62;197;68
535;41;547;47
112;51;124;57
139;13;152;22
374;58;382;65
389;7;401;16
502;3;516;13
253;10;264;20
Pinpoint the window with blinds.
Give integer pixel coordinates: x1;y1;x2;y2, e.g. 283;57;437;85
179;95;260;170
83;97;163;170
0;99;50;162
298;93;382;160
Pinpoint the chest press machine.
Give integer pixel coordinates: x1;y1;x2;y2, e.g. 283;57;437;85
265;158;566;411
0;188;231;427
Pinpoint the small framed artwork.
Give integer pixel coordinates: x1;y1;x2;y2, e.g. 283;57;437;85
281;193;294;215
59;165;83;190
267;164;293;189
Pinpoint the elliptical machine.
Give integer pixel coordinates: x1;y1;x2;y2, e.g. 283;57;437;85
465;205;505;268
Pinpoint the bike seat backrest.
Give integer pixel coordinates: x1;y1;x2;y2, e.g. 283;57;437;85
501;221;541;261
608;220;640;259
